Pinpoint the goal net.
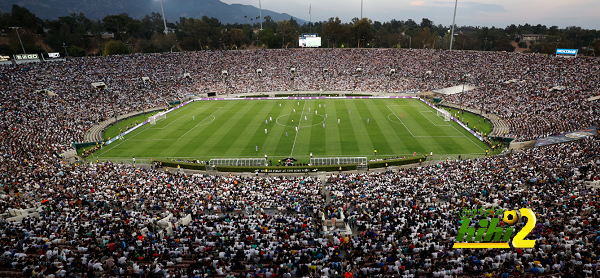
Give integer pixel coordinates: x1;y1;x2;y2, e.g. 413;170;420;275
149;112;167;125
436;110;451;122
311;157;368;169
208;158;267;167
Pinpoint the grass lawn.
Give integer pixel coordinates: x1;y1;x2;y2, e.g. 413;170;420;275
103;113;157;141
92;98;490;162
442;107;493;136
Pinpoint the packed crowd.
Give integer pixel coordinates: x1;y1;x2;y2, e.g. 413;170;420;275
0;49;599;277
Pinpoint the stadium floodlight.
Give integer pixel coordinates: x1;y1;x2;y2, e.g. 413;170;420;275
356;67;363;73
10;27;26;54
323;68;329;73
290;68;296;74
256;69;263;74
449;0;458;50
222;70;228;76
389;69;396;74
159;0;168;34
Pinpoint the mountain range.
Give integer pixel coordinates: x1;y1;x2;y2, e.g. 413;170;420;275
1;0;307;25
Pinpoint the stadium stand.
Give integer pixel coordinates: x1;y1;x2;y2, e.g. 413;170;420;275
0;49;599;277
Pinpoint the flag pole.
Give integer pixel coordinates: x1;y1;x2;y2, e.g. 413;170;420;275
309;4;312;34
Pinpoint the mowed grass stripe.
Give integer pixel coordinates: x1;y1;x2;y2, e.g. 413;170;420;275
385;104;429;154
169;101;249;157
344;100;374;155
336;100;361;155
255;101;291;157
291;101;315;157
400;101;470;154
94;99;490;160
308;106;327;155
221;101;278;157
322;101;342;157
272;101;299;157
353;101;393;155
363;100;407;155
413;100;487;153
95;104;208;157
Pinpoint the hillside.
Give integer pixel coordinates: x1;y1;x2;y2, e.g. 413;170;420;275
0;0;307;25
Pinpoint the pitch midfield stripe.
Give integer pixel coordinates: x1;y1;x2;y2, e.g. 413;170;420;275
306;101;327;156
344;100;375;156
319;100;342;157
335;100;361;155
289;100;307;157
363;100;407;155
295;101;319;157
272;101;298;157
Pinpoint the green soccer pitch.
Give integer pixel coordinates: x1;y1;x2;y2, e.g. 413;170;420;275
93;98;489;161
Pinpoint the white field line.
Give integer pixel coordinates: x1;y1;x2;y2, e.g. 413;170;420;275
177;107;222;140
290;100;307;157
387;105;415;137
418;111;451;127
415;101;486;152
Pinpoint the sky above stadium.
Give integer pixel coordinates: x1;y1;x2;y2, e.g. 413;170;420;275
222;0;599;29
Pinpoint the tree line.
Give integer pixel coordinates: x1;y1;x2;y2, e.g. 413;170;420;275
1;4;599;56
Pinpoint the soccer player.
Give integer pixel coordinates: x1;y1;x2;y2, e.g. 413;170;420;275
338;119;340;124
256;145;258;151
308;107;311;112
323;123;325;128
265;119;268;124
349;109;351;113
293;109;296;113
401;113;404;118
279;103;281;107
326;113;328;118
367;118;369;123
292;119;294;124
193;116;195;121
305;116;307;120
286;131;288;137
265;129;267;134
269;116;272;121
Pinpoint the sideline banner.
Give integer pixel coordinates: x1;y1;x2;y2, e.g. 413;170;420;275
556;49;578;56
535;126;597;147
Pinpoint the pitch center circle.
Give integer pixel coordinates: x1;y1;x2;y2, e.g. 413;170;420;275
276;113;327;128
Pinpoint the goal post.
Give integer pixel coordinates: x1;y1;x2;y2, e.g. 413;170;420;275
437;109;451;122
209;158;267;167
149;112;167;125
311;157;368;169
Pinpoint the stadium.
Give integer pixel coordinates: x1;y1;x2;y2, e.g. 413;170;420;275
1;4;600;278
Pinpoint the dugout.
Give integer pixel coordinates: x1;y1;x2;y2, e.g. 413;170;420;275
207;92;217;97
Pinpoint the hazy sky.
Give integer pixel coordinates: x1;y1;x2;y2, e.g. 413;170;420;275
222;0;599;29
